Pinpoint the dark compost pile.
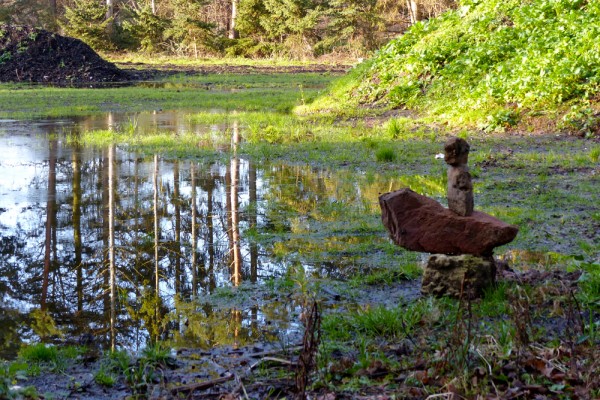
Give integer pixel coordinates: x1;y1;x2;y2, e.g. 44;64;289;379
0;25;130;84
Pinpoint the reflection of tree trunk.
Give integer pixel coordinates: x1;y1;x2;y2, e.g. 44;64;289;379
154;155;159;288
73;146;83;312
225;163;233;249
174;161;182;296
232;308;241;348
41;138;57;311
230;123;242;286
102;150;110;324
191;163;198;297
153;154;160;324
207;181;215;292
108;145;116;351
249;161;258;283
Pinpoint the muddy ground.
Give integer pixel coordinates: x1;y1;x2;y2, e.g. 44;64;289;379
119;62;349;81
13;266;600;400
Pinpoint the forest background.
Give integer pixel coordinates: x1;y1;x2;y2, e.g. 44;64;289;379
0;0;455;59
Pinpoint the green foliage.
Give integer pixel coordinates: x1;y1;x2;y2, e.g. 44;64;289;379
17;343;84;377
61;0;113;50
236;0;322;58
374;146;396;162
122;5;166;53
141;342;172;368
559;102;600;138
315;0;382;56
0;362;37;400
0;0;57;29
94;367;116;387
18;343;58;363
484;109;520;132
314;0;600;128
0;51;11;64
162;0;215;56
29;309;62;339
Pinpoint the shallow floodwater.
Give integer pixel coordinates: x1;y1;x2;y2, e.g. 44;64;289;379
0;112;421;358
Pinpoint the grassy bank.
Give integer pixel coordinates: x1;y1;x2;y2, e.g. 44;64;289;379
304;0;600;134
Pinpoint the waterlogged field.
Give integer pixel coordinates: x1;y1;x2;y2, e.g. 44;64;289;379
0;70;599;399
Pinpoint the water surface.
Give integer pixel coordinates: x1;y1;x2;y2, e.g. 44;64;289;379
0;112;419;357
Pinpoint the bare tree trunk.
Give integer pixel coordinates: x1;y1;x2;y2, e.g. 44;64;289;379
106;0;115;39
229;0;239;39
407;0;423;24
106;0;114;19
151;0;156;15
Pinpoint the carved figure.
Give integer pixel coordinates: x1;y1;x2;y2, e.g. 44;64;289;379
444;137;473;216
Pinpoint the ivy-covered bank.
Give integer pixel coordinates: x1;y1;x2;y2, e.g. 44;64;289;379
305;0;600;134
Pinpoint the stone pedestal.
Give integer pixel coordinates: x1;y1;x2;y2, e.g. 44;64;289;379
421;254;496;298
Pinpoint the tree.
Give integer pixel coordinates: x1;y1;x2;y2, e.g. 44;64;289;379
316;0;383;56
162;0;214;56
122;3;166;53
235;0;322;58
61;0;113;50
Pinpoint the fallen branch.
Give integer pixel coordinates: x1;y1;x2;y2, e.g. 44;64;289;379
249;356;297;371
246;345;303;358
170;373;234;395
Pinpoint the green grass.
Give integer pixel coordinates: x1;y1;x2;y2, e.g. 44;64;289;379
162;71;336;89
107;52;347;67
18;343;58;363
0;72;334;119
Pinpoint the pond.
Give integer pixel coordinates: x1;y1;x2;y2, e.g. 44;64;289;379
0;112;424;359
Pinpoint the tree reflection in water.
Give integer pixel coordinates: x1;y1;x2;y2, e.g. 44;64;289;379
0;115;437;358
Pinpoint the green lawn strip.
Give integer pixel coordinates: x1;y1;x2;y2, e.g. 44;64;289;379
0;72;333;119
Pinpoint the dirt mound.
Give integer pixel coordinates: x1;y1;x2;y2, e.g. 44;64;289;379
0;25;130;84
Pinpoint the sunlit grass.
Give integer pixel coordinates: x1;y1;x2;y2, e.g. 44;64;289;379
105;52;349;67
0;72;334;119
